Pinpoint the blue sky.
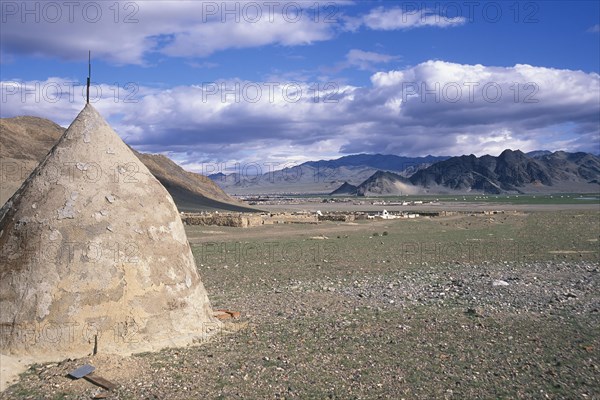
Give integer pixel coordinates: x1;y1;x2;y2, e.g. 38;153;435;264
1;0;599;171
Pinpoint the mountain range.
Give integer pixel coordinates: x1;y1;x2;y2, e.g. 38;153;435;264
332;149;600;196
209;154;449;194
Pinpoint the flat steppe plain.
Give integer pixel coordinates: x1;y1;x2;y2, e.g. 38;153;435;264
3;205;599;399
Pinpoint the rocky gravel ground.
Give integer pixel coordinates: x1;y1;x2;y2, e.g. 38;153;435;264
2;211;599;399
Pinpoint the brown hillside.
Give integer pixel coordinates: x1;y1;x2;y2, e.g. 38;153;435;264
1;116;65;160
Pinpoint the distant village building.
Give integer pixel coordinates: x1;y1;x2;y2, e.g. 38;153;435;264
379;210;400;219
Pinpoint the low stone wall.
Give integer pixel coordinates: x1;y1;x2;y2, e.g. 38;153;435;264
318;214;356;222
181;213;249;227
264;214;318;224
181;212;318;227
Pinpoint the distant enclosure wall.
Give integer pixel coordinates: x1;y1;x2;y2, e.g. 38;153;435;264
180;210;509;227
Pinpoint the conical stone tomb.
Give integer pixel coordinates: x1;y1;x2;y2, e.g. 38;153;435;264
0;104;220;360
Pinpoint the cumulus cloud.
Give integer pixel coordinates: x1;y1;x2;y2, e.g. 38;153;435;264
0;77;153;129
0;1;339;65
2;61;599;167
159;7;335;58
1;1;468;65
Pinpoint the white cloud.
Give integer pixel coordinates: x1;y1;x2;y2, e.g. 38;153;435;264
345;6;466;32
0;1;339;65
1;2;469;66
2;61;599;165
588;24;600;33
159;9;335;58
0;78;153;129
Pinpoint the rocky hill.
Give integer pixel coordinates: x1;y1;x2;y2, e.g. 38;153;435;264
355;171;419;196
329;181;359;196
409;149;599;194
